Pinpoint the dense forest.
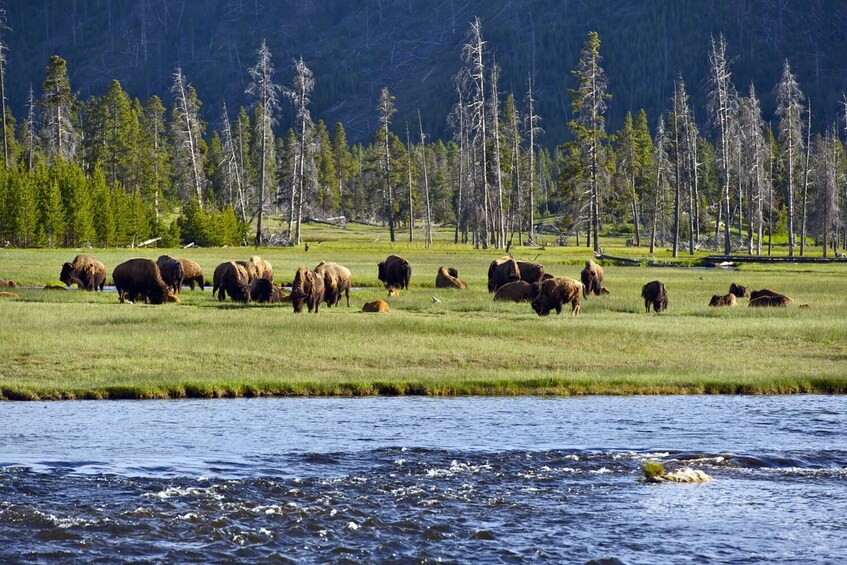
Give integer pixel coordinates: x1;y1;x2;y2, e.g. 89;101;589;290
1;1;846;255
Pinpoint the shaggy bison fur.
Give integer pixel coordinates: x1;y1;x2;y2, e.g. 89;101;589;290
493;280;540;302
435;266;467;289
580;260;605;297
250;278;286;303
178;258;204;290
378;255;411;290
212;261;251;297
291;267;325;313
362;299;390;313
112;258;170;304
487;256;521;292
315;261;352;307
247;255;274;282
157;255;185;294
515;261;545;285
729;283;749;298
749;290;794;307
641;280;668;313
217;262;252;303
709;293;737;307
60;254;106;291
531;277;583;316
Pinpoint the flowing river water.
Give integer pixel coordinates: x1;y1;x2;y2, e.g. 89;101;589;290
1;396;845;563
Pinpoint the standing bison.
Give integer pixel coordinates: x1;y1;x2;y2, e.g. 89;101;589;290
435;266;467;289
156;255;185;294
531;277;583;316
217;262;252;303
60;254;106;291
250;278;286;303
315;261;352;307
378;255;411;291
178;258;204;290
515;260;545;285
641;280;668;313
580;260;605;297
487;256;520;292
290;267;325;313
247;255;274;282
113;258;170;304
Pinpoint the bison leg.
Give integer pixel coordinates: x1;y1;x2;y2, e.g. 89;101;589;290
571;301;580;316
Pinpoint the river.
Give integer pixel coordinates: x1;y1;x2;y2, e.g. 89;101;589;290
1;396;845;563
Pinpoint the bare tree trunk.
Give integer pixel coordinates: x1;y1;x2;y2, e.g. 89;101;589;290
800;101;812;256
419;110;432;248
406;125;414;243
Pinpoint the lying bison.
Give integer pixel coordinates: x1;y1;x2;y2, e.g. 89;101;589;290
157;255;185;294
488;256;520;292
709;293;737;307
515;260;545;285
435;266;467;289
217;261;251;303
113;258;170;304
581;260;605;297
291;266;325;313
493;280;539;302
378;255;411;291
60;254;106;291
531;277;583;316
316;261;352;307
362;299;390;313
729;283;749;299
749;289;794;307
641;280;668;313
178;258;204;290
0;278;18;288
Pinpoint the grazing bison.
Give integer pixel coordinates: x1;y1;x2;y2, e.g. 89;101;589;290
315;261;352;307
178;258;204;290
212;261;251;297
112;258;170;304
749;292;794;307
60;254;106;291
641;280;668;313
709;293;737;307
580;260;605;297
362;299;390;313
247;255;274;282
378;255;411;290
290;267;325;313
515;261;545;285
156;255;185;294
493;280;540;302
729;283;749;299
435;266;467;289
531;277;583;316
217;262;252;303
0;278;18;288
487;256;521;292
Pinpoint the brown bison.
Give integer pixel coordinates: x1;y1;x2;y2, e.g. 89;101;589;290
113;258;170;304
581;260;605;297
749;288;792;302
435;266;467;289
315;261;352;307
362;299;390;313
749;291;794;307
247;255;274;282
515;260;545;285
178;258;204;290
156;255;185;294
388;288;400;298
212;261;251;297
493;280;540;302
531;277;583;316
641;280;668;313
250;278;287;303
729;283;749;299
60;254;106;291
709;293;737;307
378;255;411;290
290;266;325;313
217;262;252;303
0;278;18;288
488;256;521;292
0;291;18;298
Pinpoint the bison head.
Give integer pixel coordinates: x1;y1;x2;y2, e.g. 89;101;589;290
59;262;76;286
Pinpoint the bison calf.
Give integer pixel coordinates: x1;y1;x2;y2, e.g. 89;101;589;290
362;299;390;313
709;293;737;307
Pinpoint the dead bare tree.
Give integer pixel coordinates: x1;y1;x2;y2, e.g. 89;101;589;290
170;67;205;206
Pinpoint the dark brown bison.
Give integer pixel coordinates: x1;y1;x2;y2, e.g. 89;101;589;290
709;293;737;307
362;299;390;313
112;258;170;304
515;260;545;285
581;260;605;297
156;255;185;294
493;280;540;302
291;266;325;313
488;256;520;292
729;283;749;299
749;292;794;307
250;278;287;303
60;254;106;291
217;262;252;303
641;280;668;313
378;255;411;290
315;261;352;307
178;258;204;290
212;260;251;298
435;266;467;289
749;288;792;302
531;277;583;316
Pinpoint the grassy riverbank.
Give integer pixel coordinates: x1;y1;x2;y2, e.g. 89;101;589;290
1;224;846;399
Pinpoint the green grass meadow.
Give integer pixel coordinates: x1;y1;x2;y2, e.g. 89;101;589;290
1;223;846;399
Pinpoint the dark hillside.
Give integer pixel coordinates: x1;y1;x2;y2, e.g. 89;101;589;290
3;0;846;143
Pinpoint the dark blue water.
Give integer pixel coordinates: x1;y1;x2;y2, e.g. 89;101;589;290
1;396;845;563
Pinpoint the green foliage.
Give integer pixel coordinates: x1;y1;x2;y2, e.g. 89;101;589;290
643;461;665;478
